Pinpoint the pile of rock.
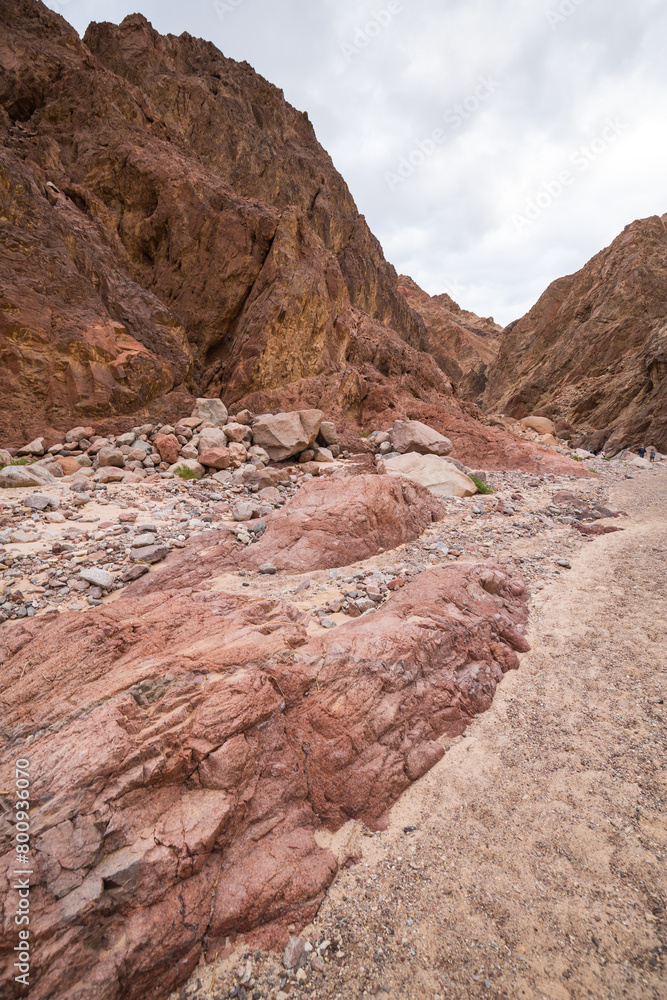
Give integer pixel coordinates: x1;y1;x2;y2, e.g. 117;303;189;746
0;403;349;490
365;419;480;497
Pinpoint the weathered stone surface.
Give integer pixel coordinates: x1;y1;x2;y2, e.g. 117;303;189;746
17;436;46;456
153;433;180;465
56;456;85;476
130;544;171;564
318;421;338;445
198;447;232;470
383;453;478;497
79;567;115;589
0;464;56;488
483;215;667;452
192;398;228;427
389;419;453;457
96;467;127;484
0;563;528;999
520;416;557;436
197;428;228;453
97;447;126;468
252;410;324;461
128;474;447;593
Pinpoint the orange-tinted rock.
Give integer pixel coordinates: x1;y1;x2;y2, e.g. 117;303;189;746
0;562;528;999
152;433;180;465
483;215;667;452
55;456;83;476
198;446;231;470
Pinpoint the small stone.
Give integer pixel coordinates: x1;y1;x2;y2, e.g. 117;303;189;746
18;437;46;456
283;936;305;969
79;568;115;589
232;501;261;521
119;564;149;582
130;544;170;565
259;563;277;575
320;617;336;629
132;532;159;548
192;398;228;427
555;559;572;568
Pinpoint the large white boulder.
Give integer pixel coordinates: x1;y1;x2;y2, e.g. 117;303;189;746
252;410;324;461
389;419;452;457
383;453;478;497
520;415;557;435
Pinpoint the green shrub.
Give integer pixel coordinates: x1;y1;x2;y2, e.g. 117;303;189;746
359;431;370;439
0;457;33;470
469;475;494;495
571;455;584;462
174;464;199;480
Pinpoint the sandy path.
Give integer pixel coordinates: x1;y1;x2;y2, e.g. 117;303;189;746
292;468;667;999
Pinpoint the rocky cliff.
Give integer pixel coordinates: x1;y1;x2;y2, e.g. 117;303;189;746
0;0;430;445
483;215;667;452
0;1;586;478
398;275;503;395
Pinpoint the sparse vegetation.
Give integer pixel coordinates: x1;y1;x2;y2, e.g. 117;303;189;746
359;431;370;439
174;464;199;480
572;455;584;462
0;456;34;470
470;475;494;494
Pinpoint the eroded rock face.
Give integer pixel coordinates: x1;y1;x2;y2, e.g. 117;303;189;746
127;473;447;593
0;563;528;1000
483;215;667;452
0;3;584;478
397;275;503;392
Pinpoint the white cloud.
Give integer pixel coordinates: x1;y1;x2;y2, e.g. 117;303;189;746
49;0;667;325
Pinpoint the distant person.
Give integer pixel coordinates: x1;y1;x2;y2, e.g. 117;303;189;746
650;449;656;463
639;445;646;458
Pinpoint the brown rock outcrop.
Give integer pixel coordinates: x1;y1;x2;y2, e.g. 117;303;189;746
128;474;447;596
398;275;503;393
483;215;667;452
0;2;585;478
0;563;528;1000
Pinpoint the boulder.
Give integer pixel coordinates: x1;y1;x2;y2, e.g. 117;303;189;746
383;453;478;497
192;398;228;428
389;419;453;457
153;433;180;465
97;447;126;468
130;544;171;564
197;427;228;452
252;410;324;461
0;464;56;488
79;567;115;589
0;564;528;1000
520;416;557;436
228;443;248;466
223;421;252;444
0;448;12;466
96;467;127;484
56;456;84;476
17;436;46;456
198;447;232;470
318;421;338;446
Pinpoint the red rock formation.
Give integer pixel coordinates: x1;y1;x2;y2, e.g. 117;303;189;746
0;2;587;478
398;275;503;392
483;215;667;452
0;563;528;999
126;474;447;597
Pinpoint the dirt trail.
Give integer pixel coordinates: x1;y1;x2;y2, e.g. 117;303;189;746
295;469;667;999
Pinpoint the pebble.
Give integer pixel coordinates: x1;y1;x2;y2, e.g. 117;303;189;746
79;567;115;589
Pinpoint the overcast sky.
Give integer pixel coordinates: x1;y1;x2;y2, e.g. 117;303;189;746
47;0;667;325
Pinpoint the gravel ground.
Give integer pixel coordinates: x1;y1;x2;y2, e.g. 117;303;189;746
172;463;666;1000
